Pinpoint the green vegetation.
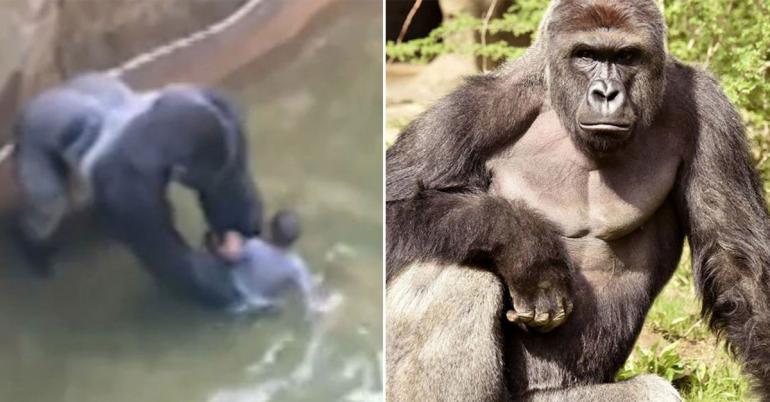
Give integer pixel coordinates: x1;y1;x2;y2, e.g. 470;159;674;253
387;1;770;400
386;0;547;63
618;246;752;401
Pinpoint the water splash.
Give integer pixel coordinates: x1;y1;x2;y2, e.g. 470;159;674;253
246;333;294;374
209;326;324;402
208;289;368;402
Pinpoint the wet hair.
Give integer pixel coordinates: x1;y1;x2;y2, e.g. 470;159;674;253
270;210;300;248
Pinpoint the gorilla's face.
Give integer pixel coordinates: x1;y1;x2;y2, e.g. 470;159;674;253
545;0;667;157
570;45;641;151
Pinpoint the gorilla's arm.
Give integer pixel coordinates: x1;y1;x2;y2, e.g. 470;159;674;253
196;89;263;237
386;57;574;328
387;191;573;318
676;67;770;397
198;168;262;237
387;58;564;264
95;169;240;307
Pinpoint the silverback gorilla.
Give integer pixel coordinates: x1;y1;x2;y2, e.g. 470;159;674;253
13;72;264;308
387;1;770;401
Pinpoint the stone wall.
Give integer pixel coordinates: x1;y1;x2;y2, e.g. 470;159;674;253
0;0;244;139
0;0;244;211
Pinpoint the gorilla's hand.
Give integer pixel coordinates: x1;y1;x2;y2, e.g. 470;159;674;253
505;265;574;333
204;230;245;263
493;210;575;333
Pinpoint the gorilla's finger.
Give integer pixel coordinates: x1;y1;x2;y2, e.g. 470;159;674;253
509;309;535;323
532;288;558;320
565;298;574;316
552;308;567;323
531;311;551;327
547;310;567;329
535;321;560;333
505;311;530;331
507;309;532;324
510;292;535;323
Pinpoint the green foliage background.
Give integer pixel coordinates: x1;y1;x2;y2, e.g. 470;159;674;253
387;1;770;401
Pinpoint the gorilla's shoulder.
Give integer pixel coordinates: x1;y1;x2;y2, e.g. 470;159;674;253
665;57;724;91
662;57;743;143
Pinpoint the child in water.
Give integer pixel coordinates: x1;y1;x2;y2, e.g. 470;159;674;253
209;211;328;315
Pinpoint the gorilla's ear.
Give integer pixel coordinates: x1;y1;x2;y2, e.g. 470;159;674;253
205;231;245;262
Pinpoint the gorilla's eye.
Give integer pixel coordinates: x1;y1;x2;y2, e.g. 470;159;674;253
573;49;596;61
616;49;641;64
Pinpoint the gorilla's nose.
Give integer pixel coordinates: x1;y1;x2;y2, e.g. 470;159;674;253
587;79;625;116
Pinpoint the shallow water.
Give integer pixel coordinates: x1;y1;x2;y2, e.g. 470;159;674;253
0;2;383;401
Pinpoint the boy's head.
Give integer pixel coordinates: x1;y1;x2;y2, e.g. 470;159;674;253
270;210;300;248
204;210;301;261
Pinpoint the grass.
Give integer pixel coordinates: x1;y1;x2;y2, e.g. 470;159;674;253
618;246;754;401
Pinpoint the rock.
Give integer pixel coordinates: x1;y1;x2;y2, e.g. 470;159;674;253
53;0;245;78
0;0;246;144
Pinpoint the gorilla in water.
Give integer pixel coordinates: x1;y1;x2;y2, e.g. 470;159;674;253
387;0;770;401
13;72;271;309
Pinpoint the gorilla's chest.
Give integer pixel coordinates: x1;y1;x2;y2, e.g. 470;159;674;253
487;110;681;241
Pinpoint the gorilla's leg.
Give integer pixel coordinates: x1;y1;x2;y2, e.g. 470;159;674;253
13;145;69;272
16;146;68;239
89;155;242;307
524;375;681;402
387;263;682;402
387;263;508;402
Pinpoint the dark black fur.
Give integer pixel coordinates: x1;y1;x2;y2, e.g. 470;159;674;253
387;0;770;400
385;59;565;299
14;74;262;308
387;190;572;303
674;67;770;399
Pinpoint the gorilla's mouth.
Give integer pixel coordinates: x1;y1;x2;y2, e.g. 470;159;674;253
578;122;633;133
573;121;635;155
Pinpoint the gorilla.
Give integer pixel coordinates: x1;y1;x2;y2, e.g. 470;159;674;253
386;0;770;401
13;72;264;308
